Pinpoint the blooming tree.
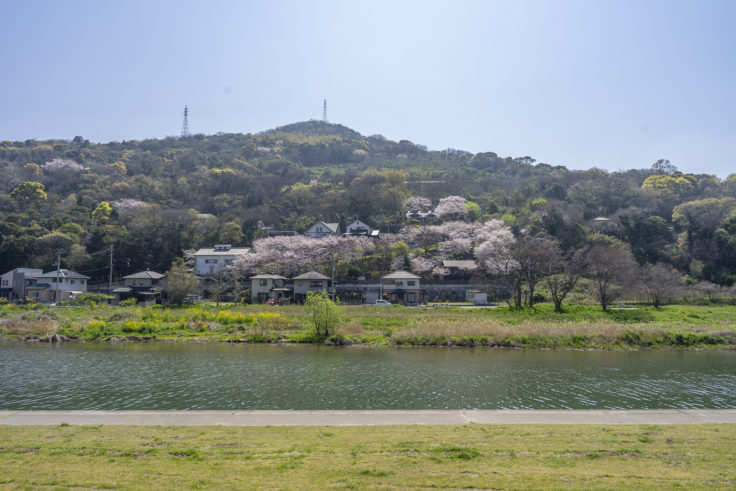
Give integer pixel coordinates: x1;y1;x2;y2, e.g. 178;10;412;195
42;158;85;172
406;196;433;212
234;235;375;277
434;196;468;217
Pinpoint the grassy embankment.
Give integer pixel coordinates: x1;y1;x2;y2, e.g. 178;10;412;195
0;424;734;489
1;302;735;349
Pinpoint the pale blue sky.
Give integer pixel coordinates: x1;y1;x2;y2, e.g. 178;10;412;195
1;0;734;176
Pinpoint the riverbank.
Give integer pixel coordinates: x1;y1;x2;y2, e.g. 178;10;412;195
1;423;734;489
2;409;736;425
1;303;735;349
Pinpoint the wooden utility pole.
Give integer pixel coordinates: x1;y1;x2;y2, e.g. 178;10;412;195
108;244;114;294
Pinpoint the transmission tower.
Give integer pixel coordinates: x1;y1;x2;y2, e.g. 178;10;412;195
322;99;328;122
181;105;190;138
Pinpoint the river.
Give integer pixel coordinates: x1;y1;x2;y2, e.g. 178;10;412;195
1;341;734;410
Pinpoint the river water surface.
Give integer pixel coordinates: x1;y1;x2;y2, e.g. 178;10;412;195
1;340;734;410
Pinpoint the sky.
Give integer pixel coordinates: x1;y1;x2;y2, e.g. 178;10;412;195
1;0;735;176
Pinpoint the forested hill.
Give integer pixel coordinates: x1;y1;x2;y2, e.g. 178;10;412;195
1;121;735;285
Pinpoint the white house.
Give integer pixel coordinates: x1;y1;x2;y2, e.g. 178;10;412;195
380;270;422;305
345;220;379;238
0;268;43;302
193;244;250;276
29;269;89;303
304;220;340;239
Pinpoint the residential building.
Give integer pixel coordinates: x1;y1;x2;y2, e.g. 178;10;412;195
250;274;289;303
380;270;422;305
345;220;379;238
304;220;340;239
29;269;89;304
0;268;43;302
113;270;167;304
292;271;331;303
193;244;250;276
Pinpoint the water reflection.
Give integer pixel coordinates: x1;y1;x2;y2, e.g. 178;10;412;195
1;341;734;410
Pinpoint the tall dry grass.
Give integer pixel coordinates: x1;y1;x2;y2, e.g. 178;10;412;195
0;314;58;336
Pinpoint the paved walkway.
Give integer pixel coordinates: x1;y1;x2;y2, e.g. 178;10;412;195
0;409;734;426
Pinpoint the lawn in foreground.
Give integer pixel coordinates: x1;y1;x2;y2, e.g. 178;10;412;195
1;424;734;489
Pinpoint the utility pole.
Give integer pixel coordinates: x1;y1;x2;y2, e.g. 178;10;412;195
331;256;336;301
108;244;114;295
322;99;328;122
55;249;61;304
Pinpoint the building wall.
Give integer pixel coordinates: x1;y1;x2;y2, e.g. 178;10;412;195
292;279;328;296
195;256;236;275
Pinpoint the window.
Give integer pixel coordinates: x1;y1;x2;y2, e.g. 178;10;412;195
407;280;415;286
396;281;403;286
225;259;233;265
1;280;7;286
259;279;267;286
70;280;75;285
310;281;323;288
205;258;218;264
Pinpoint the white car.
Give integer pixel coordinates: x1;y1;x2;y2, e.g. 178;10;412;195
375;299;391;306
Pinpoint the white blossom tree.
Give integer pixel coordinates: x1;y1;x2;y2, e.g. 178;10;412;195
434;196;468;217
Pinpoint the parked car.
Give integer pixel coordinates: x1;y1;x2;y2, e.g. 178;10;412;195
375;299;391;306
266;298;278;305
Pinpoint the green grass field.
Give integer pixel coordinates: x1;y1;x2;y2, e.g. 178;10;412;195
0;424;734;489
1;302;735;349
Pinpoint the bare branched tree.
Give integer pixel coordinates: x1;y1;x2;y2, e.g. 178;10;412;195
584;245;637;311
639;263;684;308
544;246;586;313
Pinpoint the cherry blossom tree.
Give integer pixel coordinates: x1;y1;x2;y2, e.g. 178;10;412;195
234;235;375;277
434;196;468;217
406;196;433;212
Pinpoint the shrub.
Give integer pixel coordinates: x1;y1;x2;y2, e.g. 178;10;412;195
304;291;344;337
119;298;137;306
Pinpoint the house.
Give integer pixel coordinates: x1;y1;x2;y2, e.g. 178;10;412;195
381;270;422;305
193;244;250;276
250;274;289;303
304;220;340;239
292;271;331;303
113;270;167;305
0;268;43;302
345;220;379;238
29;269;89;304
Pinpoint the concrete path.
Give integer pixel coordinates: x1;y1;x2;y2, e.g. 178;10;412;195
0;409;735;426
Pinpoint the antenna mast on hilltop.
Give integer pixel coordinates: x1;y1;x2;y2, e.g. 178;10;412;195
181;105;191;138
322;99;328;122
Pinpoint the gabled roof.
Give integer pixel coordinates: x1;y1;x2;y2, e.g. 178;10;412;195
37;269;89;279
250;274;288;280
194;246;250;256
123;270;166;280
292;271;330;280
308;220;339;233
381;270;421;280
1;268;43;277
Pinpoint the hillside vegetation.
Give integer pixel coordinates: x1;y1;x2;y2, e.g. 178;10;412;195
1;121;735;288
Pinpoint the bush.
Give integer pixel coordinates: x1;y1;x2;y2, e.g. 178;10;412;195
119;297;137;306
304;291;344;337
67;293;113;306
